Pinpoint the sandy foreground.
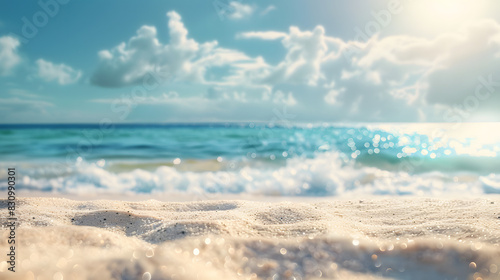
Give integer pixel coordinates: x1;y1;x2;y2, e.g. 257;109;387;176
0;196;500;280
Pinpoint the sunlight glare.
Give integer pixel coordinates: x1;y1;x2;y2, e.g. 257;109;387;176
407;0;489;33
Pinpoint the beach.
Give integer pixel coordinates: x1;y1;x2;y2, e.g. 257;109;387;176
1;196;499;280
1;124;500;279
3;0;500;278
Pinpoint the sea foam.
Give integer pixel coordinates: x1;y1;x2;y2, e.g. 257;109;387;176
11;152;498;196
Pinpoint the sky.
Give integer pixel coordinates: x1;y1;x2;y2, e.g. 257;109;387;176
1;0;500;123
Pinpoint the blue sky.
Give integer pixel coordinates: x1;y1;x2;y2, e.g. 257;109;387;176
1;0;500;123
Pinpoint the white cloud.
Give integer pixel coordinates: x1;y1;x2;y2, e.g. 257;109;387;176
421;20;500;106
238;19;500;121
227;2;254;20
235;25;335;87
237;31;288;40
324;89;341;105
0;36;21;76
205;87;248;101
90;11;500;122
36;59;82;85
91;90;251;107
91;87;297;106
260;5;276;16
271;90;297;106
91;11;262;88
92;91;180;104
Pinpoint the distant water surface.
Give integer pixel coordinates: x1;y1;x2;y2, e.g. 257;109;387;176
1;123;499;196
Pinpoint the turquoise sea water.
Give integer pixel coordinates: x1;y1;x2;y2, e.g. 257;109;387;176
1;123;500;196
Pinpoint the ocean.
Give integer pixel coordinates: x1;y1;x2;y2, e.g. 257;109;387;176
1;122;499;196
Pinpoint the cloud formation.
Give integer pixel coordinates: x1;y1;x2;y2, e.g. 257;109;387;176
90;10;500;122
91;11;261;88
0;36;21;75
227;2;254;20
36;59;82;85
237;19;500;121
236;31;287;40
260;5;276;16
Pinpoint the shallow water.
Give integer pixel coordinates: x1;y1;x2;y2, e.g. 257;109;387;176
1;123;500;196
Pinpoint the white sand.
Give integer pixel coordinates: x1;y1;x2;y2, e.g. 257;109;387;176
1;196;500;280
